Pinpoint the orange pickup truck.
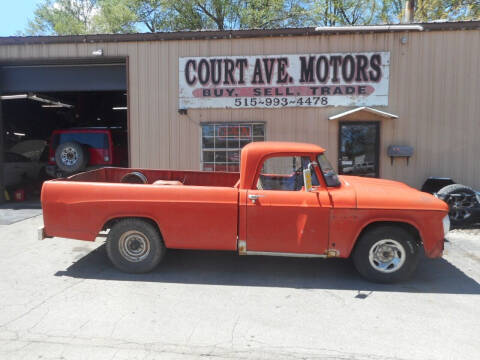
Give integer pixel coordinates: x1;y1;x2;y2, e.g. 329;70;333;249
40;141;450;283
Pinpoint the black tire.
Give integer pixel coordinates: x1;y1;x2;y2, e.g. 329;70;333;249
55;141;89;173
437;184;478;227
353;226;420;283
106;219;165;273
120;171;148;184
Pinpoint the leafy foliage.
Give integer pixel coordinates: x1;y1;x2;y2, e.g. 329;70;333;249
95;0;138;33
23;0;480;35
26;0;99;35
414;0;479;22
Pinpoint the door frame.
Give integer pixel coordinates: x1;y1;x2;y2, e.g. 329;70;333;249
338;121;380;178
0;84;3;203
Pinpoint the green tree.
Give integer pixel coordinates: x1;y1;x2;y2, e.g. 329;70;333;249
124;0;310;31
378;0;479;23
414;0;479;21
22;0;480;36
26;0;99;35
238;0;310;29
378;0;403;23
125;0;224;31
95;0;138;33
309;0;379;26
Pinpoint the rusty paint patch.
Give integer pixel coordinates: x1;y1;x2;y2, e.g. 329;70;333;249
238;239;247;255
326;249;340;257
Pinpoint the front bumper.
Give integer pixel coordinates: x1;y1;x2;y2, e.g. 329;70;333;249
426;215;450;258
37;226;52;241
442;215;450;237
427;236;445;258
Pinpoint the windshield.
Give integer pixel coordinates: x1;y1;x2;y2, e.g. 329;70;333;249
317;153;341;187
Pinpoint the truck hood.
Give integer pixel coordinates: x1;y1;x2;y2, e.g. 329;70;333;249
340;175;448;211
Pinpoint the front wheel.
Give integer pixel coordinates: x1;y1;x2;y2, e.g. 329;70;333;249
353;226;420;283
106;219;165;273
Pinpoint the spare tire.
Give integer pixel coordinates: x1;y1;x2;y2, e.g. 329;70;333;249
120;172;148;184
55;142;89;174
437;184;479;227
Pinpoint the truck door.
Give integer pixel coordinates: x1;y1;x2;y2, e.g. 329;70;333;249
245;155;331;254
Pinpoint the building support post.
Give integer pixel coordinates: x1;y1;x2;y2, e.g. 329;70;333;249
0;84;4;204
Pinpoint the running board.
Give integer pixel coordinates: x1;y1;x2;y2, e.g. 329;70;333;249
237;239;339;258
245;251;327;258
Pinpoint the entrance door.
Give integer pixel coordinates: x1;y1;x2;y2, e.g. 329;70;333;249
338;122;380;178
245;155;331;254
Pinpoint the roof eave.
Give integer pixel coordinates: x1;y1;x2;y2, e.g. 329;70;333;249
0;20;478;46
329;106;399;120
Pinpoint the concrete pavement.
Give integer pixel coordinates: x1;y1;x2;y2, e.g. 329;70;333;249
0;215;479;359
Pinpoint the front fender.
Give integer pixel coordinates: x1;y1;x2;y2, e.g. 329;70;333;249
330;209;445;258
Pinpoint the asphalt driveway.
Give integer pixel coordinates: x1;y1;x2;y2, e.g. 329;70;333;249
0;215;479;359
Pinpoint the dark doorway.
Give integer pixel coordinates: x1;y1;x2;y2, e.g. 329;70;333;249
338;122;380;178
0;59;128;204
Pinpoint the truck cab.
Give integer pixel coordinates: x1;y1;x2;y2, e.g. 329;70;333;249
237;142;334;256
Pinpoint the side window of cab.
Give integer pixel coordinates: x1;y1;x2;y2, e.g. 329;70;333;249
257;155;319;191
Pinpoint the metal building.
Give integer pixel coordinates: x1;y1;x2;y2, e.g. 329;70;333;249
0;21;479;195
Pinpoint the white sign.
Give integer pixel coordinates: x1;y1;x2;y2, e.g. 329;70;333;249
179;52;389;109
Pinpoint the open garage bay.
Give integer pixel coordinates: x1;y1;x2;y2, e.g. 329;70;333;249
0;60;128;204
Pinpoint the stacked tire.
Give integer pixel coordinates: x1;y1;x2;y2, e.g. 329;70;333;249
437;184;479;228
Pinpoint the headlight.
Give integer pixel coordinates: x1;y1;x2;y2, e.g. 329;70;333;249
442;215;450;237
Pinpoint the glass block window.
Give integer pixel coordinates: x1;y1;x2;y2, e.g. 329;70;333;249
201;123;265;172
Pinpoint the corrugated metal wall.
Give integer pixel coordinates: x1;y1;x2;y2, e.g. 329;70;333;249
0;29;479;188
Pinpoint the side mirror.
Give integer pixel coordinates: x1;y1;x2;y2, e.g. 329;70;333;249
303;162;318;192
308;161;318;171
303;168;313;192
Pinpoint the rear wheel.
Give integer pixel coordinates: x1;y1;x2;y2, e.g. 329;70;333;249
353;226;420;283
106;219;165;273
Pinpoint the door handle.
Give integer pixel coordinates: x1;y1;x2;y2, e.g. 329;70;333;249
248;194;265;203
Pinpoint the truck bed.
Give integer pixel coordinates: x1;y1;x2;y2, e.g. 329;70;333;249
42;167;240;248
66;167;240;187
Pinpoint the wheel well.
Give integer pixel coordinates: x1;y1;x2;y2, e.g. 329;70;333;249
353;221;422;251
102;217;162;237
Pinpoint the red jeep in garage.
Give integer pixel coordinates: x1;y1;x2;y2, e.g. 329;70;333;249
45;128;128;178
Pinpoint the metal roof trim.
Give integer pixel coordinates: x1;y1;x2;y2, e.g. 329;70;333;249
0;21;478;46
329;107;399;120
315;24;424;32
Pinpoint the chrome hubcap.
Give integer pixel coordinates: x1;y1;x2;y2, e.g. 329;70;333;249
61;147;78;166
369;239;406;273
118;230;151;262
